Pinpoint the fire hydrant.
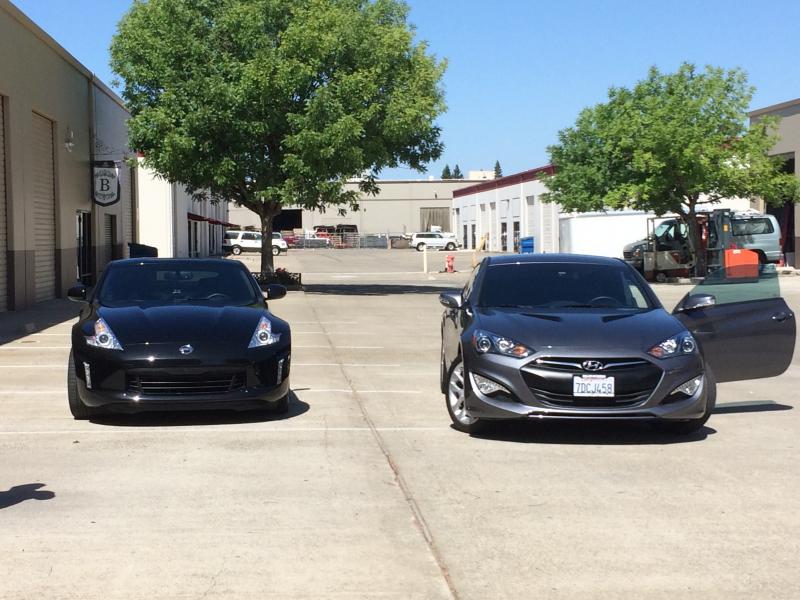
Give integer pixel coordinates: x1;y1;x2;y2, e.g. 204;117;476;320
445;254;455;273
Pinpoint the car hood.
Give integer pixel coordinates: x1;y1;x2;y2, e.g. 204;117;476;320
474;307;685;352
623;238;649;252
98;304;264;345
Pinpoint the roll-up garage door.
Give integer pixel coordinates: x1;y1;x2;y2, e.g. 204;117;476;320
0;101;7;312
120;166;134;257
32;113;56;303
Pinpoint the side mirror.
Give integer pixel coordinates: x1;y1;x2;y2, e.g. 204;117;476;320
266;284;287;300
439;292;463;310
67;285;87;303
679;293;716;312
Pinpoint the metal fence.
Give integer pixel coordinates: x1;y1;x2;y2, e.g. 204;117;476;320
286;233;416;250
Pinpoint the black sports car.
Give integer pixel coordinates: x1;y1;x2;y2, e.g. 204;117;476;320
67;259;291;419
440;254;795;434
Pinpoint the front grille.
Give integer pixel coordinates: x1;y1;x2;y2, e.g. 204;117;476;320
522;357;662;408
126;371;246;397
623;251;634;260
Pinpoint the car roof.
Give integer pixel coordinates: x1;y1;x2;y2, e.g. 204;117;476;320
485;253;627;267
110;258;247;268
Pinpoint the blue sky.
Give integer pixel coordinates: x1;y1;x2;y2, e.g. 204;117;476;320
12;0;800;179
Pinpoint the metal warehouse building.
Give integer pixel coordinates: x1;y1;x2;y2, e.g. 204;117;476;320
0;0;136;310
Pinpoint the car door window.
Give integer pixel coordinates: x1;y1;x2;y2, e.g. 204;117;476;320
685;266;780;307
241;232;257;241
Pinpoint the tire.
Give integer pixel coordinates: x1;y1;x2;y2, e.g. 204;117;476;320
232;245;242;256
67;351;94;420
655;271;667;283
655;370;717;435
416;243;426;252
445;356;485;434
272;245;280;256
272;393;290;414
445;242;456;251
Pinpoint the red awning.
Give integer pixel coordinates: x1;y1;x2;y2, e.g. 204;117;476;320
187;212;208;222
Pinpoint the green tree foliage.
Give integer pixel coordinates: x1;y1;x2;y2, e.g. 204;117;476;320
494;160;503;178
111;0;446;273
441;164;452;179
544;63;800;274
452;164;464;179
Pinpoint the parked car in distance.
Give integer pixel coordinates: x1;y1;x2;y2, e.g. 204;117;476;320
440;254;795;434
66;258;292;419
295;234;332;249
412;232;459;252
313;225;336;238
223;230;288;256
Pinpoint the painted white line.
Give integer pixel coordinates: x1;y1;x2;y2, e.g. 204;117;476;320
293;363;401;368
0;365;63;368
293;345;384;349
289;321;359;325
296;389;421;394
0;346;70;350
0;390;65;394
0;426;449;436
302;271;425;276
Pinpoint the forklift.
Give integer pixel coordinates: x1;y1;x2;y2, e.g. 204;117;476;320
642;209;755;281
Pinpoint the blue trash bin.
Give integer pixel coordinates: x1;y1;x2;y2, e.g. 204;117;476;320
519;237;535;254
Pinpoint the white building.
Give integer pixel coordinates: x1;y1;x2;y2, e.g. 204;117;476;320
453;166;559;252
136;162;231;258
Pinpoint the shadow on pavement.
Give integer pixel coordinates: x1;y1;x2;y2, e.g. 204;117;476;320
0;483;55;510
88;392;309;428
305;284;460;296
713;400;792;414
470;420;715;445
0;299;80;345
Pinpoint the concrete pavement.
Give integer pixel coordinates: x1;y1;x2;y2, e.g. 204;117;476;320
1;249;798;599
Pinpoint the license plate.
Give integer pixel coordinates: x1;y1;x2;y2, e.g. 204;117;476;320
573;375;615;397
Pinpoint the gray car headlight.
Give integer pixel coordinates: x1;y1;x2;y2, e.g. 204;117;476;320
85;318;123;350
472;329;534;358
248;315;281;348
647;331;696;359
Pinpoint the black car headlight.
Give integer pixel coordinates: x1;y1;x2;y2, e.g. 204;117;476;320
248;316;281;348
85;318;123;351
472;330;534;358
647;331;696;359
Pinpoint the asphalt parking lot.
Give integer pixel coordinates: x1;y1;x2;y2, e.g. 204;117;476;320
2;249;799;599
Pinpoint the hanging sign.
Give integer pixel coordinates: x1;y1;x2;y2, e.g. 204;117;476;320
92;161;120;206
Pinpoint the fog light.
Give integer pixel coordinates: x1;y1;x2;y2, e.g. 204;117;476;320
83;362;92;389
470;373;510;396
277;358;285;384
672;375;703;397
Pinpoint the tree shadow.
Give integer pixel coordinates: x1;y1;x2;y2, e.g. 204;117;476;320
304;284;460;296
713;400;792;414
0;483;55;510
470;419;715;445
88;392;309;428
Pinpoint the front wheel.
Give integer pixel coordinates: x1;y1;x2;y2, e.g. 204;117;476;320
272;245;281;256
231;245;242;256
655;371;716;435
67;351;94;420
445;242;456;251
445;357;484;434
416;243;426;252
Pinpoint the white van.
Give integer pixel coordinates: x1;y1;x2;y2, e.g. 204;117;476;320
223;231;288;256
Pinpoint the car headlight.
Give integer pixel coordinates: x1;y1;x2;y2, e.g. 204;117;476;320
472;330;534;358
86;318;123;350
672;375;703;397
248;315;281;348
647;331;696;359
633;247;643;257
470;373;511;396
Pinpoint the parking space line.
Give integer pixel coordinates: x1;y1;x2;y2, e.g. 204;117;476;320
293;363;401;368
0;346;70;350
293;345;385;349
0;364;63;368
0;426;450;436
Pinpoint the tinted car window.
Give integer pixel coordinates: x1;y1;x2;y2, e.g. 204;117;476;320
241;232;258;241
478;262;654;309
98;264;261;307
224;231;238;240
732;218;774;236
688;267;780;306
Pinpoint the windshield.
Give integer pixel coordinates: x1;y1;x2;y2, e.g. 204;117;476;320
478;262;653;310
98;263;262;308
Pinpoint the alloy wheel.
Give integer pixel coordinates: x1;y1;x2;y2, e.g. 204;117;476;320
448;363;477;426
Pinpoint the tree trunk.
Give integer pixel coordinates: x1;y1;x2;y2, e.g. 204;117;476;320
684;204;706;277
260;211;275;277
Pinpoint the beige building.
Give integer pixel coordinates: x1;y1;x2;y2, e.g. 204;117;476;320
228;179;475;235
750;98;800;266
0;0;136;310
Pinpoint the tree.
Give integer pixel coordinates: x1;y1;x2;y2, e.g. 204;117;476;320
543;63;800;275
452;164;464;179
441;164;452;179
111;0;446;274
494;160;503;179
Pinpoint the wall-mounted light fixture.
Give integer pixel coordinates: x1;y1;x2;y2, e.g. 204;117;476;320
64;128;75;153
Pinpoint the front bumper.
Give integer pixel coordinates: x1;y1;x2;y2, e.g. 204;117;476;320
73;341;291;413
463;348;707;422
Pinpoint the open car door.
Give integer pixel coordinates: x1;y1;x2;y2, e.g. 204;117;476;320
673;267;795;383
